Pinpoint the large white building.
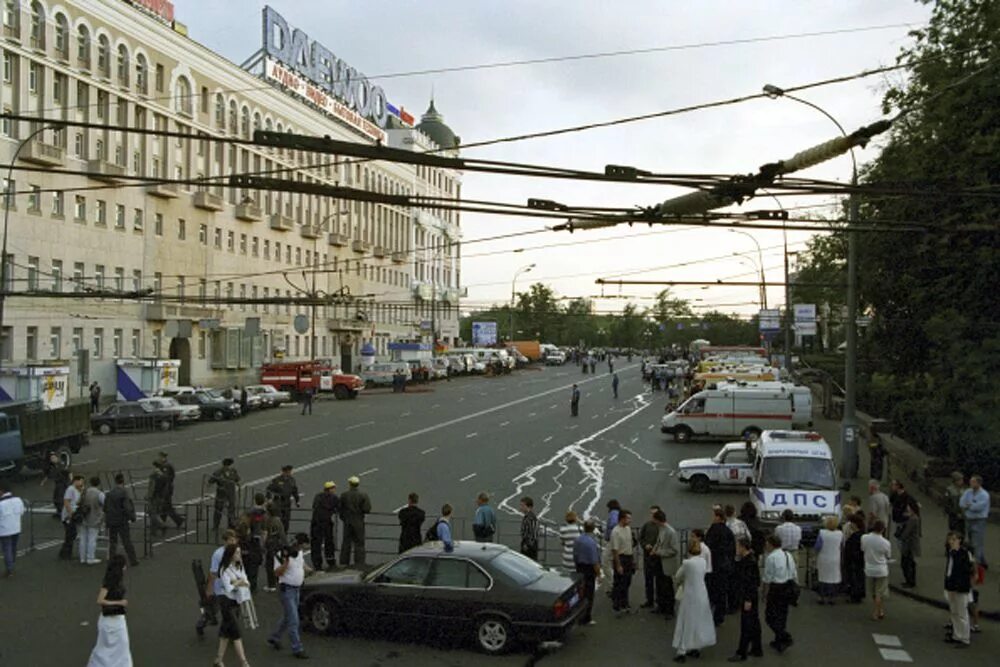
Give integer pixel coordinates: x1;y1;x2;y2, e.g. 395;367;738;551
0;0;462;393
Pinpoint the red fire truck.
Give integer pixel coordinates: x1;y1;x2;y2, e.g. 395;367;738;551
260;361;365;400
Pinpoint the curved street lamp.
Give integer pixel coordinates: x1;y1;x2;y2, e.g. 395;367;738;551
510;263;536;342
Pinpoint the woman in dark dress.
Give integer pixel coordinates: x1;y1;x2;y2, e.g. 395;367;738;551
843;513;867;603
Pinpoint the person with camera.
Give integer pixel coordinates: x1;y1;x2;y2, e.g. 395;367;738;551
267;533;312;660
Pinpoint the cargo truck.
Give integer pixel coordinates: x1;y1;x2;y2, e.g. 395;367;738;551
0;399;91;474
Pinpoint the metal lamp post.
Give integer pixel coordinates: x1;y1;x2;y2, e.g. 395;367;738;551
510;263;535;342
763;83;861;480
728;229;767;308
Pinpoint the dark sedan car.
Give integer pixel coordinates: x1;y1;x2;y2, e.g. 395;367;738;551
173;390;241;421
301;542;584;654
91;402;177;435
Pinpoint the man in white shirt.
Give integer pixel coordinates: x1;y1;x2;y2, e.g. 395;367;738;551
0;483;26;576
762;534;797;653
58;475;84;560
268;532;312;659
868;480;891;530
861;520;892;621
774;511;802;551
610;510;635;615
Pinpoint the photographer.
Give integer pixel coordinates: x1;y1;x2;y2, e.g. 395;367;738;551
267;533;311;659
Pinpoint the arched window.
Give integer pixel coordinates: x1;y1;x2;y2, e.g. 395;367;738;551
54;14;69;57
264;117;273;132
228;100;237;135
135;53;147;94
116;44;129;86
97;35;110;76
175;77;192;116
76;25;90;65
253;112;261;133
214;93;224;128
240;106;249;138
29;1;43;49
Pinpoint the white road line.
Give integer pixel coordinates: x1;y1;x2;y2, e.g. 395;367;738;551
459;473;477;482
872;634;903;647
500;421;510;427
241;442;290;457
608;454;619;462
152;529;197;548
345;421;375;431
631;437;639;444
647;424;654;430
74;459;98;466
591;415;599;419
392;504;407;513
507;452;520;460
195;432;231;442
358;467;378;477
543;436;553;443
400;412;412;417
567;424;578;430
549;404;557;409
250;419;290;431
431;404;441;409
528;412;537;417
877;649;913;662
465;432;479;439
121;441;180;456
421;447;437;455
300;432;330;442
458;397;465;402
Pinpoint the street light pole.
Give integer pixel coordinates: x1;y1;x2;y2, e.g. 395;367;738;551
510;263;535;343
728;229;767;309
764;83;860;480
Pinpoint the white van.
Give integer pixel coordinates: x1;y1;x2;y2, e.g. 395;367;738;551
750;430;840;533
714;381;813;429
660;387;793;443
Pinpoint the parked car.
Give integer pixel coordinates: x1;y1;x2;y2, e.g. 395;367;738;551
301;542;585;654
677;441;756;493
360;362;411;387
430;357;451;379
171;390;241;421
91;402;177;435
244;384;292;407
138;396;201;423
545;351;566;366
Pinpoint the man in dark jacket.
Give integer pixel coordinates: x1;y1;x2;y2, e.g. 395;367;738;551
146;461;170;535
728;537;763;661
705;507;736;626
208;458;240;532
638;505;662;609
156;452;185;528
338;476;372;567
267;465;300;532
310;482;339;570
105;473;139;566
397;492;425;553
39;451;70;518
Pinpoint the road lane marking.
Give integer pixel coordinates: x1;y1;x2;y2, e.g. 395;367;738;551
121;441;180;456
74;459;98;466
459;473;477;482
432;404;441;409
507;452;520;460
872;635;903;647
528;412;537;417
421;447;437;455
500;421;510;427
543;436;553;443
250;419;290;431
647;424;654;430
345;421;375;431
567;424;578;430
592;415;599;419
241;442;290;457
300;432;330;442
608;454;619;462
400;412;412;417
195;432;231;442
466;432;479;439
392;504;407;513
358;468;378;477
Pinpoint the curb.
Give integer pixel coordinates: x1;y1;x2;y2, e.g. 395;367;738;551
890;583;1000;621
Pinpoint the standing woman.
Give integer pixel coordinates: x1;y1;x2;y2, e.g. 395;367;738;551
944;531;975;648
843;513;867;604
215;544;252;667
814;515;844;604
671;539;716;663
87;554;132;667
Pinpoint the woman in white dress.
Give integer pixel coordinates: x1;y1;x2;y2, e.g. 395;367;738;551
672;540;716;663
815;515;844;605
87;554;132;667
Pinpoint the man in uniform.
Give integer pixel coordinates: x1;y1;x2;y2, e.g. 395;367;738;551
105;473;139;566
40;451;71;519
300;385;314;416
208;458;240;532
612;372;620;399
570;384;580;417
338;476;372;567
156;452;185;529
310;482;339;570
267;465;300;533
146;460;170;535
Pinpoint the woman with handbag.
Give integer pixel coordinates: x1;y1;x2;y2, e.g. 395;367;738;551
762;535;797;653
87;555;132;666
215;544;252;667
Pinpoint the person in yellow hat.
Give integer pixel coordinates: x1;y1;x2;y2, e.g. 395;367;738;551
309;482;338;571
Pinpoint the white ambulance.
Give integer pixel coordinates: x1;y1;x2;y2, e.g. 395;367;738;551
659;386;793;443
714;381;813;429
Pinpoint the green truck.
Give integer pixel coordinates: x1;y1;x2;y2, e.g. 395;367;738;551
0;399;91;475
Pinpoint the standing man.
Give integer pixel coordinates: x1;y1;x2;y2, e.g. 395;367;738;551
868;480;891;531
267;465;301;533
774;510;802;552
573;520;602;626
0;483;26;577
897;499;921;588
888;479;913;529
861;520;892;621
705;507;736;626
267;533;311;660
89;381;101;414
434;504;455;553
338;475;372;567
208;458;240;532
300;385;313;416
960;474;990;568
945;472;966;534
310;482;339;570
39;451;70;519
728;537;763;662
639;505;662;610
238;384;248;415
608;357;614;374
570;384;580;417
610;509;635;616
237;493;269;593
105;473;139;567
58;475;84;560
156;452;186;529
762;534;796;653
397;492;425;554
611;372;620;399
520;497;539;560
472;492;497;543
146;460;169;536
198;529;238;637
650;509;679;618
868;434;886;482
78;476;105;565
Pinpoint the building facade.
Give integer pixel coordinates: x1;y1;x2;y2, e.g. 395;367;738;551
0;0;462;393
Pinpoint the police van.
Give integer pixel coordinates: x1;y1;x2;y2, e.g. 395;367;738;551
750;430;840;537
660;386;793;443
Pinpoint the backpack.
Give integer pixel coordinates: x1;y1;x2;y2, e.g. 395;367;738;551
424;519;443;543
240;510;267;551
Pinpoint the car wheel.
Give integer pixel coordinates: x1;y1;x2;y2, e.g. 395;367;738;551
213;409;225;421
690;475;711;494
158;419;173;432
741;427;762;441
349;390;359;399
333;385;349;400
97;422;113;436
673;426;693;443
476;616;511;655
308;598;338;634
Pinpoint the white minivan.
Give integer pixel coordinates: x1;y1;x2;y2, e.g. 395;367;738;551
660;387;793;443
714;381;813;429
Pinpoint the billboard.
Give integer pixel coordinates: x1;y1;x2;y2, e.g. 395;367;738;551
471;322;498;346
794;304;817;336
758;309;781;332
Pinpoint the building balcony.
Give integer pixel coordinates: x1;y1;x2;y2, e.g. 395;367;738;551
193;191;224;211
300;224;321;240
19;139;64;167
391;251;407;264
86;159;126;183
328;233;349;247
269;214;294;232
372;246;387;258
351;240;371;254
146;182;179;199
235;202;262;222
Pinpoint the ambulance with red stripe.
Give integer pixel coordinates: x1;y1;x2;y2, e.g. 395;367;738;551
660;386;794;443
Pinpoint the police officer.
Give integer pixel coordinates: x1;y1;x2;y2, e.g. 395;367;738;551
39;451;70;519
207;458;240;531
338;476;372;567
267;465;300;532
570;384;581;417
156;452;185;529
310;482;339;570
300;386;314;415
146;460;170;535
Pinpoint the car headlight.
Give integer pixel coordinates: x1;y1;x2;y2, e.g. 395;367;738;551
761;511;780;521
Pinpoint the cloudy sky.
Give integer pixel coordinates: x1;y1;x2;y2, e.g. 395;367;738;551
174;0;932;317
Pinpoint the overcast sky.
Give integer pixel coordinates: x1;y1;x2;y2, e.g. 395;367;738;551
174;0;932;317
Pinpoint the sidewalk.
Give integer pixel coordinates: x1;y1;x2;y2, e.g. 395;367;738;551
808;410;1000;620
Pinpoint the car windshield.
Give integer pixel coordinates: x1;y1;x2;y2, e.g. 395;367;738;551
491;551;545;586
759;456;836;489
204;389;224;399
